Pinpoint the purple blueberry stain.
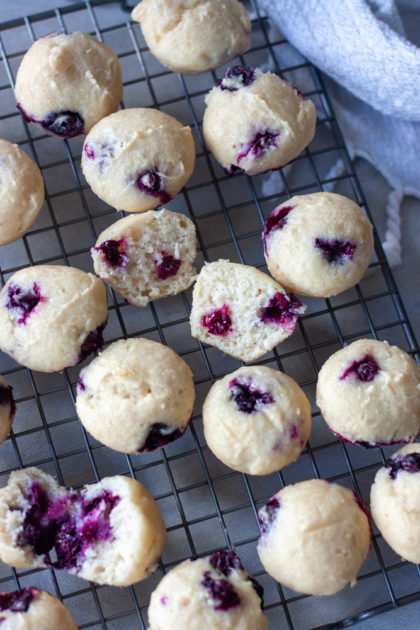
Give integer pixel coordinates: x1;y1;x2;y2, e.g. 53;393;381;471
262;205;294;253
79;490;120;546
84;143;95;160
154;251;182;280
237;130;280;163
16;481;120;572
5;283;46;325
258;495;280;535
0;384;16;419
314;238;356;264
201;304;232;337
201;571;241;611
0;588;37;613
340;354;379;383
229;376;274;414
219;65;256;91
17;104;84;138
260;291;304;332
77;320;107;365
84;142;114;172
160;595;168;606
329;427;414;449
137;422;188;453
224;164;245;177
385;452;420;479
77;376;86;392
209;550;244;576
289;425;298;439
93;238;128;269
135;169;171;204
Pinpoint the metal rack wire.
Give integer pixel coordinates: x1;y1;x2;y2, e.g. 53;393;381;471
0;0;419;628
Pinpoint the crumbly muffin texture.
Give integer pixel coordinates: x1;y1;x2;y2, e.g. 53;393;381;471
76;338;195;454
148;550;267;630
316;339;420;447
15;31;122;138
370;443;420;564
190;260;306;362
91;209;197;306
82;108;195;212
0;587;78;630
203;365;311;475
0;139;45;246
0;467;166;586
131;0;251;75
257;480;371;596
0;375;16;446
203;66;316;175
263;192;374;298
0;265;108;373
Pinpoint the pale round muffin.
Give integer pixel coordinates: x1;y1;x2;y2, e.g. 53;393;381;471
131;0;251;75
370;443;420;564
203;66;316;175
76;338;195;454
0;265;108;373
15;31;122;138
0;587;78;630
82;108;195;212
190;260;306;362
257;480;371;596
0;467;166;587
203;366;311;475
263;192;374;298
148;550;267;630
316;339;420;447
0;375;16;446
91;209;197;306
0;139;45;246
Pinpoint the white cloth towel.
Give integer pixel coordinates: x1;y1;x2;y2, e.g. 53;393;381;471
259;0;420;265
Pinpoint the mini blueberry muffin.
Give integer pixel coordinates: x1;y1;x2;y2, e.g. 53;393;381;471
148;550;267;630
76;338;195;454
203;66;316;175
0;139;45;246
203;366;311;475
263;192;374;298
0;375;16;446
0;587;78;629
316;339;420;447
91;209;197;306
190;260;306;362
82;108;195;212
257;480;371;596
0;467;166;586
15;31;122;138
131;0;251;75
0;265;108;373
370;443;420;563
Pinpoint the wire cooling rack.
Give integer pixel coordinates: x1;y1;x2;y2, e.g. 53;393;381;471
0;1;419;628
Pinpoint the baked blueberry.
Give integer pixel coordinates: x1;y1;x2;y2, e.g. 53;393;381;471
147;549;267;629
220;65;256;91
315;237;356;264
201;304;233;337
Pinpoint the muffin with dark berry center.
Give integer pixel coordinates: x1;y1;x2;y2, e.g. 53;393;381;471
316;339;420;447
15;32;122;138
148;550;267;629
